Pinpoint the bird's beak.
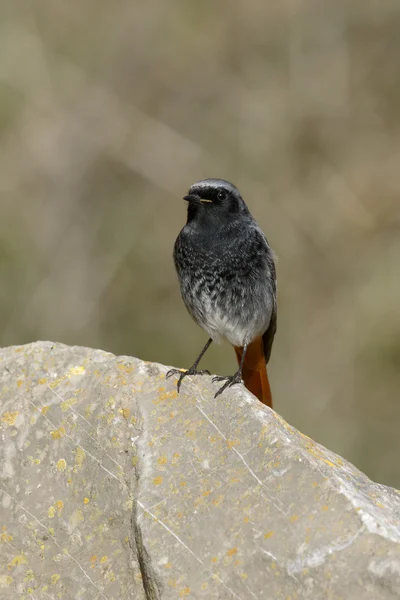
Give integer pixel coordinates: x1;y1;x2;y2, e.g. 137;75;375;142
183;194;199;203
183;194;212;204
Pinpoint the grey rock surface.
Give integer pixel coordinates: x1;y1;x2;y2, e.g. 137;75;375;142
0;342;399;599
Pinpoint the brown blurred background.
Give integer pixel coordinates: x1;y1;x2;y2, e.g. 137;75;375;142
1;2;399;487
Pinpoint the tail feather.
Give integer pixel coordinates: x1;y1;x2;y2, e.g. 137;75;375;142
234;336;273;408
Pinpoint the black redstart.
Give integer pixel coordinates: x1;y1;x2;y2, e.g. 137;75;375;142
167;178;277;406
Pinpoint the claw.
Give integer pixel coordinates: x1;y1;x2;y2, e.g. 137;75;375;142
166;367;211;393
166;368;185;379
212;372;243;398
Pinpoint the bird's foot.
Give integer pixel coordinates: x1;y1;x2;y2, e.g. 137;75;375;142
212;371;243;398
166;367;210;393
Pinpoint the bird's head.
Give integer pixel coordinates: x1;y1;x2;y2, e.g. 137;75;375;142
183;179;249;224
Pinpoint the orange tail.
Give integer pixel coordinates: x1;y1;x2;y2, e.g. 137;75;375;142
234;336;273;408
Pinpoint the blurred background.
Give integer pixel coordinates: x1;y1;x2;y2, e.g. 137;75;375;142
1;1;399;488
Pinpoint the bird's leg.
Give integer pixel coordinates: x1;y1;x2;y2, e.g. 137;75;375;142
212;343;248;398
166;338;213;393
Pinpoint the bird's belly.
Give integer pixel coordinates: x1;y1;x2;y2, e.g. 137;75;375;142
187;286;272;347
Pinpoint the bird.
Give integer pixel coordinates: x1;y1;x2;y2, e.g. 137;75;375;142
166;178;277;407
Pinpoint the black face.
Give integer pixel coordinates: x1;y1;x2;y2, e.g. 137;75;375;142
184;178;248;222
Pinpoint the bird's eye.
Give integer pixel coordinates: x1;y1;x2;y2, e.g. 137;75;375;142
217;190;227;201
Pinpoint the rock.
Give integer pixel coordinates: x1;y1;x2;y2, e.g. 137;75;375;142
0;342;399;599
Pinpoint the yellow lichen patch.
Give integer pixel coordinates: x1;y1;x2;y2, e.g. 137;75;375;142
50;426;65;440
110;436;121;448
131;456;138;467
48;527;55;536
56;459;66;471
41;405;49;415
322;505;329;511
84;497;90;504
104;570;116;582
158;454;168;466
211;557;218;563
90;555;97;568
1;412;18;427
50;574;60;585
100;556;108;564
1;528;13;543
298;432;343;468
179;481;186;487
38;378;48;385
240;572;248;580
264;531;274;539
201;582;208;590
48;376;67;389
212;495;224;506
70;509;84;525
154;389;178;404
202;490;211;497
118;407;130;420
69;366;85;376
171;453;181;465
55;501;64;516
74;447;86;469
243;516;249;523
60;397;77;412
227;547;237;556
0;575;13;587
180;588;191;597
153;476;163;485
8;554;27;569
164;562;172;569
17;379;24;388
312;453;336;468
290;515;299;522
48;506;56;519
226;439;239;449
